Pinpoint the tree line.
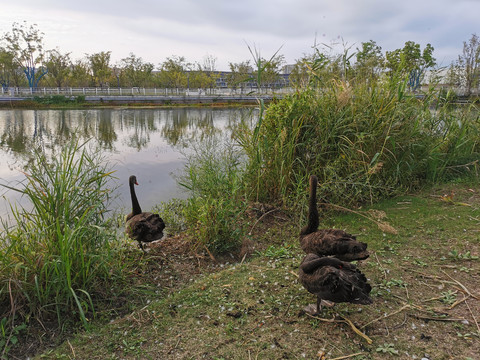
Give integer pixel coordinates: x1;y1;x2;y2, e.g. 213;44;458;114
1;21;479;95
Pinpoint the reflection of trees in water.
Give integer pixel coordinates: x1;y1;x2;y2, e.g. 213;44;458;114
96;111;117;150
0;111;30;155
160;108;223;146
120;109;158;150
0;108;255;167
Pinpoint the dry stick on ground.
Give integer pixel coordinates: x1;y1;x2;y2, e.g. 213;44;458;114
329;352;366;360
465;300;480;333
67;340;76;359
282;296;297;317
374;252;387;279
448;294;470;310
305;313;373;344
248;208;279;235
408;314;468;322
360;304;414;329
441;270;480;300
423;290;459;303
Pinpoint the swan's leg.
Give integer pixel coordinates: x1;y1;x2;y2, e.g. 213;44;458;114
316;296;322;314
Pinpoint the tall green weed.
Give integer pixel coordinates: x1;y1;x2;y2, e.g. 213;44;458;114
0;139;117;338
176;137;247;255
237;79;479;208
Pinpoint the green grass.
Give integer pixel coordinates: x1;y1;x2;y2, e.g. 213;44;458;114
0;139;120;356
34;181;480;359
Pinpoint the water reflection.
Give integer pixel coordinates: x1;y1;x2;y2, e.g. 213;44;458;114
0;107;256;223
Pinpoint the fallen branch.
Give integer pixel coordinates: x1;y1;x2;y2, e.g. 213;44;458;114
330;352;366;360
408;313;467;322
448;294;470;310
441;270;479;300
360;304;413;329
465;300;480;333
305;313;372;344
248;208;279;235
422;290;459;303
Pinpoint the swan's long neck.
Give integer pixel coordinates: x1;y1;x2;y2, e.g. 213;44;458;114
130;180;142;215
300;175;319;236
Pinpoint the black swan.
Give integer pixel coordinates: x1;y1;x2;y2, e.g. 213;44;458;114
300;175;369;262
125;175;165;251
298;253;372;314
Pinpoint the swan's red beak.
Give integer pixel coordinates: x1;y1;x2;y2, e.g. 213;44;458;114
135;181;139;185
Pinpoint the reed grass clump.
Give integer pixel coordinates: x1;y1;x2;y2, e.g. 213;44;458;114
0;140;117;340
177;137;247;255
237;79;479;208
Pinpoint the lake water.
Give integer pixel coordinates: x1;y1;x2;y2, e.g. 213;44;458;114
0;107;257;224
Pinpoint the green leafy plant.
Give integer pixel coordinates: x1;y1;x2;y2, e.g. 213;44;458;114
376;343;399;355
258;244;295;259
440;290;458;305
448;250;479;260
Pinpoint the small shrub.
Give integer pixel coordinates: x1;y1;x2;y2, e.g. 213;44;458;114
32;95;86;105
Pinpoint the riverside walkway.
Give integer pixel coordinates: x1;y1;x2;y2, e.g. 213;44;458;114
0;87;290;104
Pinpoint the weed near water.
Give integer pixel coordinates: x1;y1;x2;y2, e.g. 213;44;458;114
0;139;119;356
175;137;248;255
236;80;480;209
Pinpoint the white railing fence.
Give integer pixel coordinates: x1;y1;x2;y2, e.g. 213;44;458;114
1;86;296;97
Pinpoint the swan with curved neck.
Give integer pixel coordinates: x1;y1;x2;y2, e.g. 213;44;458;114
125;175;165;252
127;175;142;220
300;175;369;262
299;253;372;314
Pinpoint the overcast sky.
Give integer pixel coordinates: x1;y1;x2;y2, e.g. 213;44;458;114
0;0;478;70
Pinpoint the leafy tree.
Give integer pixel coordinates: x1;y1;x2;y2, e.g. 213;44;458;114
288;57;312;88
355;40;384;82
226;61;252;93
157;55;189;88
70;59;91;87
456;33;480;96
120;53;154;87
188;63;218;89
1;21;48;89
385;41;436;90
254;54;285;87
0;47;24;89
198;55;220;89
44;49;72;87
87;51;112;87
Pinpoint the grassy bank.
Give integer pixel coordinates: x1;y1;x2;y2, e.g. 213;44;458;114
1;75;479;359
36;181;480;359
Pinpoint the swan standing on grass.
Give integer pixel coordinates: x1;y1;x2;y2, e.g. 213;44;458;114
298;253;372;315
125;175;165;252
300;175;369;262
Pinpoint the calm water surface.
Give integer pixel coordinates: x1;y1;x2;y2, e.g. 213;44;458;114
0;107;256;223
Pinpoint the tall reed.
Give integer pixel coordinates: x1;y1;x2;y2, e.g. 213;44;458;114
237;78;479;208
0;139;116;335
176;137;247;254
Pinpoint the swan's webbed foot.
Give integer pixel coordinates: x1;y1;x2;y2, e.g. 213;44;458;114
303;298;336;316
303;304;319;315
